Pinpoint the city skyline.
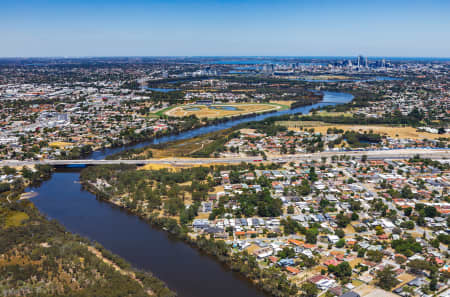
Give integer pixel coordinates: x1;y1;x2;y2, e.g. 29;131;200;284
2;0;450;58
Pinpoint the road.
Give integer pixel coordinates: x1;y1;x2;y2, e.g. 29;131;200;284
1;148;448;167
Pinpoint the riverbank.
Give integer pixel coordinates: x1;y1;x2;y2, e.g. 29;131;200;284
91;91;348;161
29;169;274;297
80;170;297;297
0;183;176;297
105;93;346;160
25;91;354;297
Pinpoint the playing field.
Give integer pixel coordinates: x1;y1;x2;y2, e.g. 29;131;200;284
164;103;285;118
49;141;73;148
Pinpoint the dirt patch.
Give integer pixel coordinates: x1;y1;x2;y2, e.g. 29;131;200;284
395;273;416;289
354;285;398;297
348;258;363;268
344;224;356;235
195;213;210;219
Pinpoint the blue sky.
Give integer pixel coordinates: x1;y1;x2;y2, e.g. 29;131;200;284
2;0;449;57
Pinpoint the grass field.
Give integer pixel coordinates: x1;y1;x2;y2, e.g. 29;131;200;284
316;110;353;117
269;100;297;107
351;279;364;287
276;121;328;128
164;103;285;118
278;121;447;140
49;141;73;148
152;105;176;117
4;211;29;228
139;162;231;172
132;128;234;160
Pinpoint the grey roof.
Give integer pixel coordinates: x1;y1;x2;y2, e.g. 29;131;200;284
340;292;360;297
408;278;426;287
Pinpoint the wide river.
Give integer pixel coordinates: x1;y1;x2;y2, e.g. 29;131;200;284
28;91;353;297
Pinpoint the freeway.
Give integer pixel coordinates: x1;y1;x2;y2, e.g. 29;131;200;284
1;148;448;167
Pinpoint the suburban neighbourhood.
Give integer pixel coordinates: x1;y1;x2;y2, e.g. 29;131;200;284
1;56;449;297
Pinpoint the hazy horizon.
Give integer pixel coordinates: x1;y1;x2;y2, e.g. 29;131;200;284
1;55;449;60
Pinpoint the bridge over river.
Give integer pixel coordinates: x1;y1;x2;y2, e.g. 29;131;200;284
2;148;448;167
17;90;449;297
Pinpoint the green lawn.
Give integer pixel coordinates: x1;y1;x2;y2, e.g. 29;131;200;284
267;102;290;111
4;211;29;227
352;279;364;287
149;105;176;117
316;110;354;117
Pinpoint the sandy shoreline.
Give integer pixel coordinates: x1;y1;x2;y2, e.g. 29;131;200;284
19;191;38;200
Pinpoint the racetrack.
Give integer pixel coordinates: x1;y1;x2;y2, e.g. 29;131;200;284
164;103;284;118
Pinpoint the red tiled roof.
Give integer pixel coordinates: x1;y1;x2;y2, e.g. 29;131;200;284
308;275;327;284
268;256;278;263
286;266;300;274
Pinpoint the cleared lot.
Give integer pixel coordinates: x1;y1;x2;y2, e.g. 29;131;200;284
279;121;446;140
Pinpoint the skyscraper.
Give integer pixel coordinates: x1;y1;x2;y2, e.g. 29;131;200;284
357;55;367;70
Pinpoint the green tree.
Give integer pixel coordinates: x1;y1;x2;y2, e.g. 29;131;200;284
407;259;437;275
277;247;296;259
403;207;413;216
366;250;383;263
375;265;399;290
335;212;351;228
301;283;318;297
423;206;437;218
287;205;295;214
2;166;17;175
308;167;318;182
335;238;346;248
391;237;422;256
429;277;438;291
401;186;414;199
305;228;319;244
297;179;311;196
335;229;345;238
328;261;352;280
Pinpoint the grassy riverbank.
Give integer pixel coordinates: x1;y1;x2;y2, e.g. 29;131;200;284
0;166;176;297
